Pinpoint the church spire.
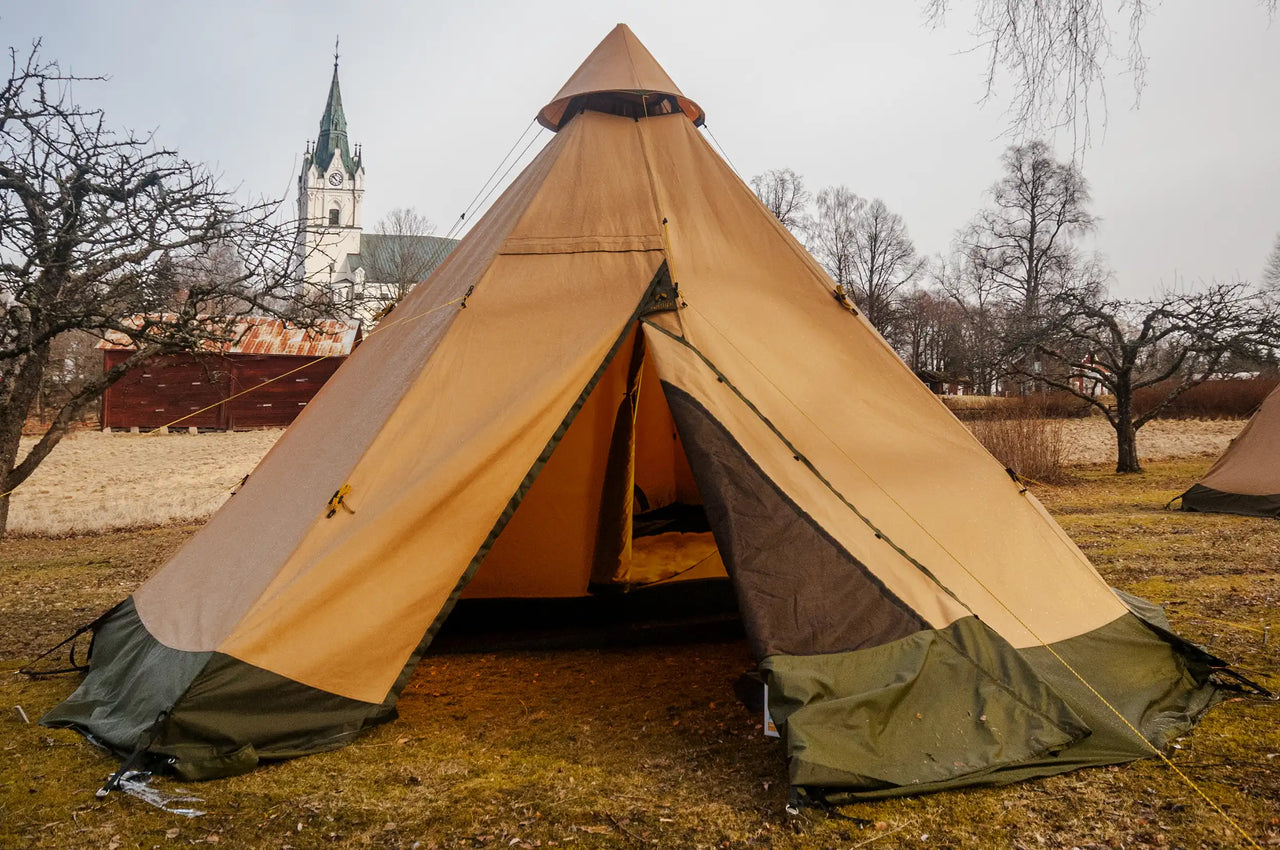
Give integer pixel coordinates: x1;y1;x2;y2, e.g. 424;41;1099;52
313;40;356;175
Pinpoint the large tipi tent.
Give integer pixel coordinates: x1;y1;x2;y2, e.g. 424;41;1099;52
46;25;1229;799
1179;383;1280;517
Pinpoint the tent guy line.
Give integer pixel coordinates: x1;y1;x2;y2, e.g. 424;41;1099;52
0;292;471;509
445;119;545;242
142;290;472;436
700;123;741;177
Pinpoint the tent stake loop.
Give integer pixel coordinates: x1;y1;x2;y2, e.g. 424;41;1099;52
97;710;169;800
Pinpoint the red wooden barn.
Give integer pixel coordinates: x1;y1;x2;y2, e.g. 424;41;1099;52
99;318;361;430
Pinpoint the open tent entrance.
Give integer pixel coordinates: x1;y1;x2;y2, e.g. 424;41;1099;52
460;319;729;603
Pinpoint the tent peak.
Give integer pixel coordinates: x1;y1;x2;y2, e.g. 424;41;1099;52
537;24;705;132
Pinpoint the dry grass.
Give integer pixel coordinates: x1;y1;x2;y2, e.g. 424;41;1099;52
968;414;1068;483
1;458;1278;848
941;394;1022;416
7;430;281;536
6;419;1250;537
1058;418;1245;466
943;393;1092;420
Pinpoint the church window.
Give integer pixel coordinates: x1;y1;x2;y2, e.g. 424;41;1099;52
328;208;340;226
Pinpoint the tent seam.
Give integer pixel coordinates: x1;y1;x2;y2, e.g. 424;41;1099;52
642;319;970;612
661;381;927;645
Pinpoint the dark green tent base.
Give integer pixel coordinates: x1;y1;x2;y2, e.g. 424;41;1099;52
41;597;402;781
765;613;1225;802
41;598;1229;792
41;586;745;780
1179;483;1280;518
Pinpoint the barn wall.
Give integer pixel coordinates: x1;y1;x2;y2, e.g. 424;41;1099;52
101;352;345;430
227;356;345;428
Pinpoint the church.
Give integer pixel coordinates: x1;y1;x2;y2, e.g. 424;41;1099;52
97;52;457;432
294;51;456;319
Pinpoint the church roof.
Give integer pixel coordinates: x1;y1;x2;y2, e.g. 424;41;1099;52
312;60;360;177
349;234;458;284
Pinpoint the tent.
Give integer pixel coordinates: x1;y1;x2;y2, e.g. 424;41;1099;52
1178;383;1280;517
45;25;1233;801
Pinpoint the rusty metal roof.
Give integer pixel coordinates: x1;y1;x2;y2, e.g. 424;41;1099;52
97;316;361;357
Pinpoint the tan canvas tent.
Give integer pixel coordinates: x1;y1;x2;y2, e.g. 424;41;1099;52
45;25;1239;801
1178;383;1280;517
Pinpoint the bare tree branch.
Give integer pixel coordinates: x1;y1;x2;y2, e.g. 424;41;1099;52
0;42;335;535
1009;282;1279;471
750;168;811;233
923;1;1278;145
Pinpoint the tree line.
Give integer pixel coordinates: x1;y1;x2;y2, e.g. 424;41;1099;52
752;142;1279;473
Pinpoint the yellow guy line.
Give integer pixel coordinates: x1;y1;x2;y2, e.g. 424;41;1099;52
0;293;469;505
144;293;468;435
686;304;1263;849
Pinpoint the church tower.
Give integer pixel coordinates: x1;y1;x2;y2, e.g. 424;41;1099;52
296;44;365;291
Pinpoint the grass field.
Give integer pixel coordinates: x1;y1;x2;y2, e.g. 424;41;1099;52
0;457;1277;848
6;417;1246;537
7;429;280;537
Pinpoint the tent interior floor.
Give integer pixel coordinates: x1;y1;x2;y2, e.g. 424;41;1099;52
431;578;744;653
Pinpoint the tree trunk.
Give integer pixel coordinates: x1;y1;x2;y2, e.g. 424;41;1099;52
0;346;51;537
1115;420;1141;473
1113;385;1142;473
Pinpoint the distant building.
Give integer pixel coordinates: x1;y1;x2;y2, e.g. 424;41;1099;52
294;52;455;317
1069;354;1109;398
98;318;360;431
915;369;972;396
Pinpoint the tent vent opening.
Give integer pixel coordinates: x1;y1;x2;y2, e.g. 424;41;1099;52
564;92;686;125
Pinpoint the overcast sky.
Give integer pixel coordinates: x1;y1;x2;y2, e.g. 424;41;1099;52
3;1;1278;298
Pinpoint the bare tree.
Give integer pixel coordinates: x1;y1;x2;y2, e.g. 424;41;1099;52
922;0;1278;142
807;186;864;299
959;141;1098;393
362;207;446;310
963;141;1097;318
935;250;1010;394
34;330;99;424
1262;232;1280;291
750;168;811;232
0;43;319;535
895;286;969;379
1014;282;1278;473
847;199;925;335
